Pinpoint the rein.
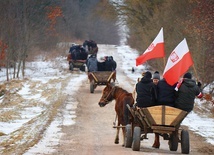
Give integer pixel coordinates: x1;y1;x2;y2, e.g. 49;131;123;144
102;86;116;103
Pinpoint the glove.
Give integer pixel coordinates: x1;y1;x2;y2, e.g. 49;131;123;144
197;82;202;88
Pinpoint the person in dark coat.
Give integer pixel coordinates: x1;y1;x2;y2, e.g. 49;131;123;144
105;56;117;71
110;56;117;71
152;75;177;149
97;56;106;71
174;72;203;112
135;71;157;108
86;54;98;72
157;78;177;107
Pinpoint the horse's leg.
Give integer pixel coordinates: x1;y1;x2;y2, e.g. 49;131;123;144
152;133;160;148
114;115;121;144
122;126;125;147
114;126;120;144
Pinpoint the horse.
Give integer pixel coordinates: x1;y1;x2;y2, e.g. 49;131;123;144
98;83;134;146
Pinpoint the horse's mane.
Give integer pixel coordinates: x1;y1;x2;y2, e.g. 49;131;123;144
114;86;131;95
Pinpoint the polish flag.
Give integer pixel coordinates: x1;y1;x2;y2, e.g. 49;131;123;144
136;28;165;66
163;38;193;86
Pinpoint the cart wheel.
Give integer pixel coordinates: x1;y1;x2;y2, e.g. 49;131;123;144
132;126;141;151
124;124;132;148
80;65;85;71
169;132;178;151
69;63;74;71
90;80;95;93
181;130;189;154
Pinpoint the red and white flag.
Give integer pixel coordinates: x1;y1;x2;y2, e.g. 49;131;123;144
163;38;193;86
136;27;165;66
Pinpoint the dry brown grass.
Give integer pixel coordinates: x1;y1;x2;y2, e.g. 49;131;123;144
0;84;6;96
0;110;21;122
26;47;67;62
203;93;213;101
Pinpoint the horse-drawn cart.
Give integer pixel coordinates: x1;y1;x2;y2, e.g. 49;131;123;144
88;71;116;93
69;59;86;71
125;105;190;154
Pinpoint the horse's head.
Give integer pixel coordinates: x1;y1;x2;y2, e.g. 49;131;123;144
98;83;115;107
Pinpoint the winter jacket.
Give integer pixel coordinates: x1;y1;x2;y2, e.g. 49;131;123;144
104;56;117;71
105;59;117;71
97;61;105;71
157;79;176;106
136;77;156;108
175;78;202;112
87;56;98;72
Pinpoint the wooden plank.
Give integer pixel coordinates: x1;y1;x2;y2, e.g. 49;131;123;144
107;72;115;82
151;126;175;131
92;71;113;83
165;115;181;125
141;108;156;125
144;105;188;126
151;114;162;125
146;106;162;125
170;111;188;126
162;106;165;125
113;125;125;128
91;73;98;82
165;106;182;116
153;130;173;134
137;110;151;127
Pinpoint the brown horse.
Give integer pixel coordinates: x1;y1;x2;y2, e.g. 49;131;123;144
98;83;134;146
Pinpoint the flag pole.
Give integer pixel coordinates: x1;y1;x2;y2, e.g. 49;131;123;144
192;64;199;82
163;57;166;67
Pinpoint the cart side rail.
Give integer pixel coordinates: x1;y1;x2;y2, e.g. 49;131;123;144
88;71;116;83
141;105;188;127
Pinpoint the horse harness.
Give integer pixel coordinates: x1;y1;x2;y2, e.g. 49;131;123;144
101;86;117;104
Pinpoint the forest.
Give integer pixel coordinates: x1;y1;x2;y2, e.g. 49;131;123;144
0;0;213;93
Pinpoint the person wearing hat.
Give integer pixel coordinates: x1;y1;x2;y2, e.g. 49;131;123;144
152;73;176;148
135;71;157;108
152;71;160;85
174;72;203;112
156;77;177;107
86;54;98;72
132;71;146;101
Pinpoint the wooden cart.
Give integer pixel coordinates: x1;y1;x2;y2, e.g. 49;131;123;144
67;53;86;71
125;105;190;154
88;71;116;93
68;59;86;71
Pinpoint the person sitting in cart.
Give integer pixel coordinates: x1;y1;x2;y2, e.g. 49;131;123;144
152;71;160;85
69;45;87;61
105;56;117;71
135;71;157;108
97;56;106;71
156;78;177;107
132;72;147;101
174;72;203;112
86;54;98;72
152;73;177;149
83;40;98;54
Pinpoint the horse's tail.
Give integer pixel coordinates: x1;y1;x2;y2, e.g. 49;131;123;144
123;94;134;125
